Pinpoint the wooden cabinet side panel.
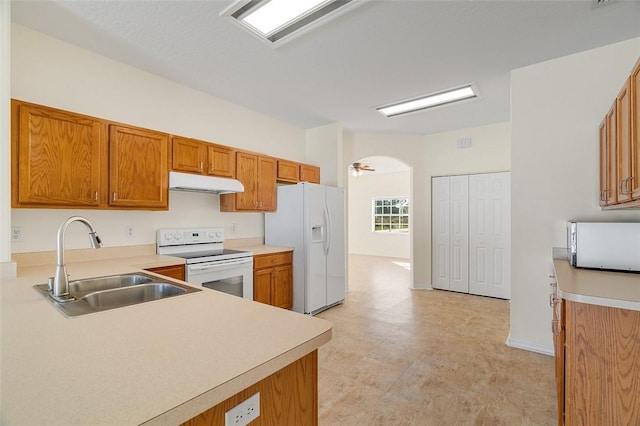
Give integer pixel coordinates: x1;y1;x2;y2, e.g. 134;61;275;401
145;264;185;281
109;125;169;209
14;102;104;207
617;79;632;203
565;301;640;425
599;118;609;206
172;136;205;174
632;59;640;199
607;103;619;204
554;299;565;426
181;350;318;426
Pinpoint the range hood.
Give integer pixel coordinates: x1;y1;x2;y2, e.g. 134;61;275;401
169;171;244;194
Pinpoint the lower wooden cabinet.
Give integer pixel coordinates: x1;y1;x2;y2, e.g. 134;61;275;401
145;264;185;281
555;298;640;425
181;350;318;426
253;251;293;309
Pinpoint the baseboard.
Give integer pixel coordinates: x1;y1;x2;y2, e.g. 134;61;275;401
410;283;433;290
506;335;554;356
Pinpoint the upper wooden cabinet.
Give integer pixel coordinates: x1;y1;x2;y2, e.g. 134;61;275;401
11;100;107;208
599;57;640;209
109;125;169;209
221;152;276;212
172;136;235;178
277;159;300;183
300;164;320;184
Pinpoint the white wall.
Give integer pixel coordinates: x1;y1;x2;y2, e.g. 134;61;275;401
510;37;640;353
348;171;410;258
10;25;306;253
306;123;343;188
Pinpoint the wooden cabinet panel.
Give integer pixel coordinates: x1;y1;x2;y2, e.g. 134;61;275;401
182;350;318;426
12;101;106;207
253;251;293;309
145;264;185;281
221;153;276;212
553;297;565;426
109;125;169;209
253;268;272;305
617;79;632;203
300;164;320;184
563;300;640;425
172;136;206;174
258;156;277;211
607;103;619;204
272;264;293;309
277;159;300;183
207;144;235;178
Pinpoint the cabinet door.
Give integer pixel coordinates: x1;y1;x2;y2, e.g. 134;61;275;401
617;79;632;203
145;264;185;281
277;160;300;183
207;145;235;178
253;268;272;305
14;102;104;207
607;103;619;204
300;164;320;184
258;156;277;211
172;136;205;174
631;59;640;200
272;264;293;309
109;125;169;209
599;118;614;206
235;152;259;210
553;297;565;426
431;176;450;290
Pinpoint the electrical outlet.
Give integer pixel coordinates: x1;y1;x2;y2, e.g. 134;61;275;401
225;392;260;426
126;225;134;238
11;227;22;242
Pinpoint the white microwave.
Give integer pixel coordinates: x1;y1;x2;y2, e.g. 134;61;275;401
568;221;640;272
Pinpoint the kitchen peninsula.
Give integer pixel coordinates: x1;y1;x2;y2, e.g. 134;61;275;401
1;247;332;425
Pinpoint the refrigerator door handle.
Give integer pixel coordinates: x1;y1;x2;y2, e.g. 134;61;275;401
324;204;331;256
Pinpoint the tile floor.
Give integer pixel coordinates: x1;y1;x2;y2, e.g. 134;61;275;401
316;255;556;425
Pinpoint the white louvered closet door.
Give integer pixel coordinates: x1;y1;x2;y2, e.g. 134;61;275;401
468;172;511;299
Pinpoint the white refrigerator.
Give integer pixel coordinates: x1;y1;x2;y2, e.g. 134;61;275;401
265;182;346;315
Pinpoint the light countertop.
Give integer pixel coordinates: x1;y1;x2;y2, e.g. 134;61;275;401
553;258;640;311
1;251;331;425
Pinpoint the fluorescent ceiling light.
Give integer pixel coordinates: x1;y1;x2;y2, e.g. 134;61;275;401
377;84;478;117
243;0;330;35
222;0;364;46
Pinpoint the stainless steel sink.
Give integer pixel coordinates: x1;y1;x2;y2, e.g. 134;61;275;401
34;272;200;317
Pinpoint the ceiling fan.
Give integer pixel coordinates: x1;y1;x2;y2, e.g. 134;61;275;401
350;162;375;177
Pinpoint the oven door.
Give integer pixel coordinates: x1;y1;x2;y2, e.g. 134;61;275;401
186;257;254;300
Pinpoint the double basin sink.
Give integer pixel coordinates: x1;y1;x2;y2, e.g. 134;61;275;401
34;272;201;317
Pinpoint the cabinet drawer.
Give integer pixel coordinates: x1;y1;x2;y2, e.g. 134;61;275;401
254;251;293;269
145;264;185;281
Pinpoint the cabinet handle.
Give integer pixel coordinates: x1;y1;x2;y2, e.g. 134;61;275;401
551;319;560;335
95;191;99;201
199;161;204;171
112;192;117;202
628;176;635;194
619;180;625;195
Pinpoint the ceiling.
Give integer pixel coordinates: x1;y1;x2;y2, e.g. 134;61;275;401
11;0;640;136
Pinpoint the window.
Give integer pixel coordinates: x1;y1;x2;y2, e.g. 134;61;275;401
372;197;409;233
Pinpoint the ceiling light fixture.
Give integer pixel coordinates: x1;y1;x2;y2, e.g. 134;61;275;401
221;0;366;46
376;84;479;118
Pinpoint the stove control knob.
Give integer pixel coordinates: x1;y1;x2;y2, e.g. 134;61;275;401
215;230;223;239
174;233;182;241
165;233;173;241
208;231;215;239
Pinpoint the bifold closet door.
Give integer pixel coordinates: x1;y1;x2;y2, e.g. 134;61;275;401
468;172;511;299
432;176;468;292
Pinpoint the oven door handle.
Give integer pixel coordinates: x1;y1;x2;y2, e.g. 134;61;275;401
189;259;252;272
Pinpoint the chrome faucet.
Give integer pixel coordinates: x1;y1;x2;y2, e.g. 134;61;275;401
51;216;102;302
